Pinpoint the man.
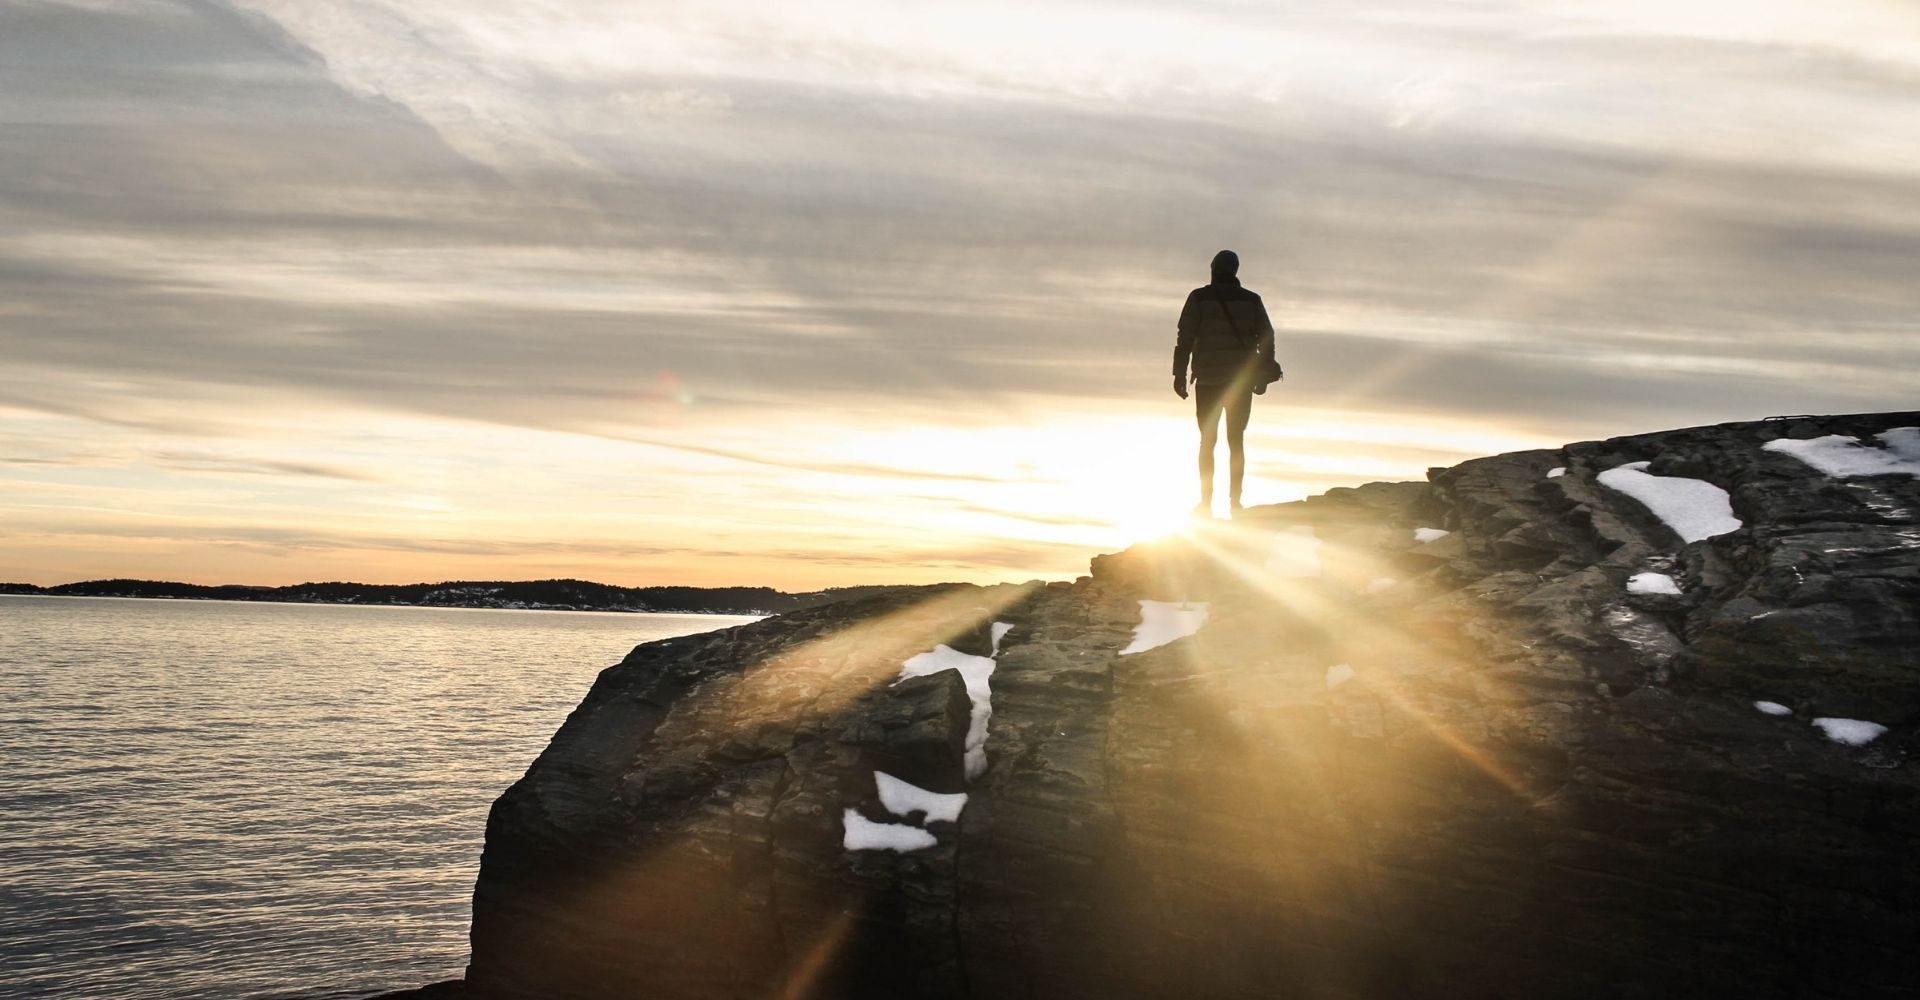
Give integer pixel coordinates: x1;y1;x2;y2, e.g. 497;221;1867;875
1173;249;1279;518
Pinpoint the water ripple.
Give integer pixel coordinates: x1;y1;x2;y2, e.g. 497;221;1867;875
0;595;755;999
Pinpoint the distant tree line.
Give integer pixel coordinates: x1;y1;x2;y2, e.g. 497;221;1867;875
0;578;910;615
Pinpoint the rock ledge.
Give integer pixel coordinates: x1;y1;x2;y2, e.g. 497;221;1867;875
455;412;1920;1000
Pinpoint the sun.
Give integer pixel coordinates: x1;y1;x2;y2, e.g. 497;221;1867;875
807;412;1219;554
1026;427;1199;544
1102;484;1200;541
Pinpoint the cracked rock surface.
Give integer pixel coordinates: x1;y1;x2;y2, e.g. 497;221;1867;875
461;413;1919;1000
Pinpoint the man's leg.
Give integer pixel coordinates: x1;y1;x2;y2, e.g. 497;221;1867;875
1224;382;1254;511
1195;382;1223;510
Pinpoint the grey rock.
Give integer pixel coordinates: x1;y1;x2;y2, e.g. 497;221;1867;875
457;412;1920;1000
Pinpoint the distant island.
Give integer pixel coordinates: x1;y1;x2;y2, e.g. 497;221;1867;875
0;578;915;616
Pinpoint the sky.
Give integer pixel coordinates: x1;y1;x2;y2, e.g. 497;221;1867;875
2;0;1917;589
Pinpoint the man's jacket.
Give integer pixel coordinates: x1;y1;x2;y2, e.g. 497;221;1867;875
1174;278;1276;387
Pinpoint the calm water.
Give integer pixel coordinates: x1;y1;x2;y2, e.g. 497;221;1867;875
0;595;757;1000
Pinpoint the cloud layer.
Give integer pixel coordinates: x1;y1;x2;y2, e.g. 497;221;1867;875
3;0;1917;586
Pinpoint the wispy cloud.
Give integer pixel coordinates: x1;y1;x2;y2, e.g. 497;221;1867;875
610;435;1023;485
148;451;383;483
1;0;1916;586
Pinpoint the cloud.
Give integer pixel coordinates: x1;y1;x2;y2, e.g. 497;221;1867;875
3;0;1919;585
149;451;383;482
2;511;1089;578
950;503;1103;529
607;434;1021;484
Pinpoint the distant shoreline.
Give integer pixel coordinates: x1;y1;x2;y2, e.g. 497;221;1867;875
0;578;913;617
0;593;767;616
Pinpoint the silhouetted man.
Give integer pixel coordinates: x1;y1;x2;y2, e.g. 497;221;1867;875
1173;249;1279;518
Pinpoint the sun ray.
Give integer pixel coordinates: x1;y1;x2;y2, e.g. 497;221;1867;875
1159;519;1549;805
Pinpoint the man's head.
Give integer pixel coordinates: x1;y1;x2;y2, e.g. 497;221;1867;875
1210;249;1239;281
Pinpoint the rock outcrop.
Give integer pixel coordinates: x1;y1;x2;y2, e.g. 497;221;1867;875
460;413;1920;1000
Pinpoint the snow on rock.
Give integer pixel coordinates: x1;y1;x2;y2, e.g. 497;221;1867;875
1325;663;1355;690
1884;427;1920;461
1763;428;1920;479
874;771;968;824
898;630;1008;781
1120;600;1209;655
1627;572;1682;595
1596;461;1742;543
1413;527;1451;543
1811;718;1888;746
1265;525;1323;578
899;644;995;693
1547;467;1566;479
1754;701;1793;717
1363;577;1397;595
842;809;938;852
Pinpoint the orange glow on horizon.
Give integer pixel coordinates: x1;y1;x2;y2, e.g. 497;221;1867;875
0;398;1557;590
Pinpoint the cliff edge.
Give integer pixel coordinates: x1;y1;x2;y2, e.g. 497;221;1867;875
456;412;1920;1000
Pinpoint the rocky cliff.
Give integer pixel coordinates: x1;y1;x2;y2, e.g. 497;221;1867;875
458;413;1920;1000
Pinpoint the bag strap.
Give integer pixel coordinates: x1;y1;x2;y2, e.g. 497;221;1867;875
1213;290;1256;353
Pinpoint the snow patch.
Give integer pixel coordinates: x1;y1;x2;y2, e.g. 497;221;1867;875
1120;600;1209;655
897;626;1011;781
1811;717;1888;746
1325;663;1355;690
990;621;1014;655
1763;429;1920;479
1883;427;1920;461
1596;461;1742;543
1626;572;1681;595
1547;467;1566;479
900;644;995;696
874;771;967;824
1413;527;1450;543
843;809;938;852
1753;701;1792;717
1265;525;1322;578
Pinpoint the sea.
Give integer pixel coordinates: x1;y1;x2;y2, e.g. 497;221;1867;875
0;595;760;1000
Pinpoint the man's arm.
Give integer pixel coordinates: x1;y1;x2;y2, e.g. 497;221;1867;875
1173;290;1196;398
1253;295;1280;377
